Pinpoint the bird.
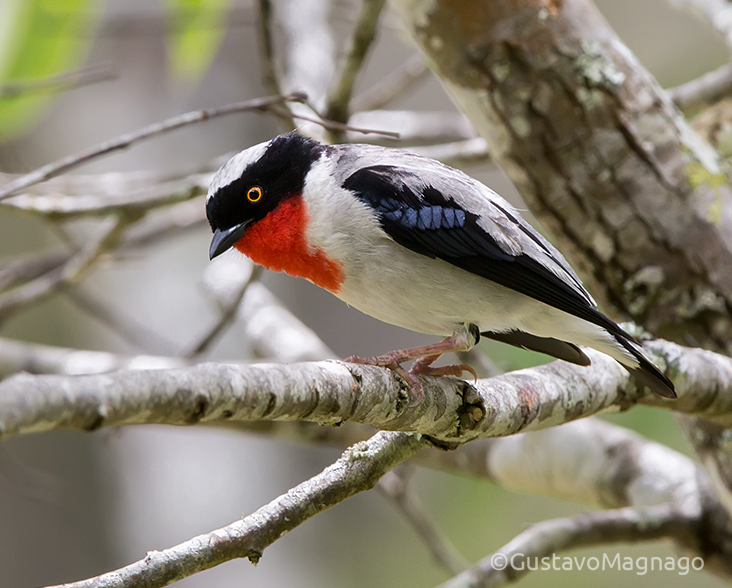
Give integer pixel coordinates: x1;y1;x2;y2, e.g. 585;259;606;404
205;132;676;405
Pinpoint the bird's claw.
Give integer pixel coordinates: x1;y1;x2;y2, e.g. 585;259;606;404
411;362;477;382
346;355;476;407
346;354;424;405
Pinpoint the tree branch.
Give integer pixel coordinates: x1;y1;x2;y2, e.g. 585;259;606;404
378;466;470;575
0;155;228;198
277;0;335;139
204;256;336;361
324;0;388;142
184;265;263;358
2;339;732;442
0;176;208;218
0;336;189;379
348;109;474;143
256;0;296;131
45;430;427;588
438;506;698;588
408;138;490;168
423;417;701;510
667;62;732;111
67;287;178;355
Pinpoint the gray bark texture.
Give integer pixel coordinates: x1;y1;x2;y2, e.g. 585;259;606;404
391;0;732;520
391;0;732;350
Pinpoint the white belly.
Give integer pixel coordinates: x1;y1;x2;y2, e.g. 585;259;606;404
332;235;625;366
335;236;547;336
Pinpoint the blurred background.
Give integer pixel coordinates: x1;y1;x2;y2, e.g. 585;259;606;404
0;0;727;586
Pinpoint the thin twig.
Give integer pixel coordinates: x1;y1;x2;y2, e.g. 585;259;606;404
42;431;426;588
348;110;474;142
0;63;115;99
0;93;307;201
0;216;130;324
275;104;400;138
668;62;732;111
256;0;296;131
0;252;69;292
351;53;429;112
324;0;388;142
437;506;697;588
378;466;470;576
185;265;264;358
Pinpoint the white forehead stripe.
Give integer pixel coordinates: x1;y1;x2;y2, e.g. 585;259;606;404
206;139;271;202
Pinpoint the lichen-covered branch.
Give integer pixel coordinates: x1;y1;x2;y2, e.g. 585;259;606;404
425;417;701;508
2;339;731;442
45;430;427;588
223;411;732;576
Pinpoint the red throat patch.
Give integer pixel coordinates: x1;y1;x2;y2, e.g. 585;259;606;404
234;196;344;293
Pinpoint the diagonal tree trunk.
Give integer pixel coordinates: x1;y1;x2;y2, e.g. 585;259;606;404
391;0;732;514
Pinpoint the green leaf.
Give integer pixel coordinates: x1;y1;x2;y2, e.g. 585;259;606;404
166;0;230;83
0;0;98;140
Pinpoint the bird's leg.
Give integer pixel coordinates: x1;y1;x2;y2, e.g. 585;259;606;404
346;324;480;406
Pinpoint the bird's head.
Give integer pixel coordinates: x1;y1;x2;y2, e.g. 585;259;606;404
205;132;326;260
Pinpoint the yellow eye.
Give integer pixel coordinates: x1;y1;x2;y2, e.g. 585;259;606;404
247;186;263;202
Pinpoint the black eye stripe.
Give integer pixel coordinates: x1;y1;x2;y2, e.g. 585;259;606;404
206;132;325;233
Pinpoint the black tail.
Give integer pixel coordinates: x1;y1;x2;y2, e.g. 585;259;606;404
482;330;591;366
615;336;676;398
483;327;676;399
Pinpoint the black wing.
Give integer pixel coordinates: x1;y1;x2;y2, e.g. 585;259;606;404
343;165;629;341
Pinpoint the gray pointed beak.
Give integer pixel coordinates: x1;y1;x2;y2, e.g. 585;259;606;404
209;221;252;259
